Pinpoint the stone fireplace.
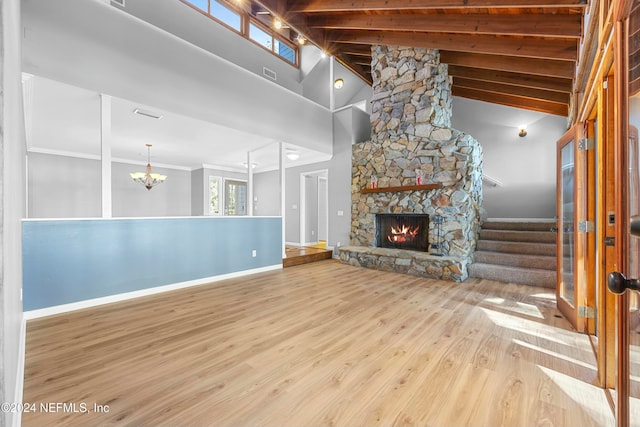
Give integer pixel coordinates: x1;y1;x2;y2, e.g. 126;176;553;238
375;213;429;252
339;45;483;282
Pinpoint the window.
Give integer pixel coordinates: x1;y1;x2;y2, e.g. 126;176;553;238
249;21;297;65
189;0;208;12
180;0;299;66
224;179;247;216
209;176;222;215
275;39;295;64
210;0;241;32
249;23;272;50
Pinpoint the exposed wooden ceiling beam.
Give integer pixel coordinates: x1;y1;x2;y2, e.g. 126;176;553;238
452;86;569;116
328;30;578;61
336;45;372;57
334;54;372;83
447;65;573;93
440;51;575;79
308;13;581;38
342;53;372;68
454;77;570;104
289;0;587;13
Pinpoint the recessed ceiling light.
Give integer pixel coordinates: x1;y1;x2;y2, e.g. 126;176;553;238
133;108;163;119
334;78;344;89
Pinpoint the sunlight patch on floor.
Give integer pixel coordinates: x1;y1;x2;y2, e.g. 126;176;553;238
479;307;589;349
483;297;544;319
538;365;614;426
513;338;596;371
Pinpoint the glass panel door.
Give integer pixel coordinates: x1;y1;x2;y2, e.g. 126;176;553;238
557;127;579;328
224;179;247;216
561;141;576;306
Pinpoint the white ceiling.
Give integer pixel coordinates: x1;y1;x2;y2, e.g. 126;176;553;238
25;74;329;172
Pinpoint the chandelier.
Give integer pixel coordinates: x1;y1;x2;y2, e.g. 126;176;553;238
130;144;167;190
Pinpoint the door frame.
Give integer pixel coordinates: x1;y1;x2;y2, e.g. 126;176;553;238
614;2;634;424
299;169;329;246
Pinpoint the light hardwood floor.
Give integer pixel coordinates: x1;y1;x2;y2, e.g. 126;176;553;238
22;261;614;427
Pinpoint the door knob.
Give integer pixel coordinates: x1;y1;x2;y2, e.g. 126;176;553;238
631;215;640;237
608;271;640;295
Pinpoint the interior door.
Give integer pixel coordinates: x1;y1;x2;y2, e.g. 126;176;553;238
557;125;592;332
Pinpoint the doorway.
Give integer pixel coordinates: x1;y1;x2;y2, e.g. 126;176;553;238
300;170;329;248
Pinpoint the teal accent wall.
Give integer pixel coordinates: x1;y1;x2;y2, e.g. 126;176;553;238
23;217;282;311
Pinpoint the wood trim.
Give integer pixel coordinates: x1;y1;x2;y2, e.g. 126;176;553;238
361;184;443;194
602;73;618;391
614;14;630;427
574;121;587;334
585;119;597;335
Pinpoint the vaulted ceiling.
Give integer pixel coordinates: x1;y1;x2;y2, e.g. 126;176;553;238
256;0;587;116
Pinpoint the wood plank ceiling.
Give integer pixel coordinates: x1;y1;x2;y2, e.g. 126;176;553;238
255;0;587;116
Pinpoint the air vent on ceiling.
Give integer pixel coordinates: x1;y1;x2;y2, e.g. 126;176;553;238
263;67;277;81
133;108;163;120
111;0;125;7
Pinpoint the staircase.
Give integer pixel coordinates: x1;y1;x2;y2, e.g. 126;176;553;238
468;220;557;288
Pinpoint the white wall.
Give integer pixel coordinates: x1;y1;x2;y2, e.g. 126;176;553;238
27;153;193;218
2;0;26;425
284;107;362;251
112;162;191;217
123;0;303;94
22;0;334;157
191;168;204;216
451;97;567;219
28;153;102;218
253;170;280;216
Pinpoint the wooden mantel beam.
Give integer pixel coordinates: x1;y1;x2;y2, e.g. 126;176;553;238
289;0;587;13
308;13;582;38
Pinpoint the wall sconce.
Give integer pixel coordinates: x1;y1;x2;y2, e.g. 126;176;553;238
518;125;527;137
334;78;344;89
273;18;283;29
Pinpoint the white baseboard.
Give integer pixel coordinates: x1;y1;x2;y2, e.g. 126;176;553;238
23;264;282;320
12;316;26;427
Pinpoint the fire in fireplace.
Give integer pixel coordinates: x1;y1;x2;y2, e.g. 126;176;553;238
375;214;429;251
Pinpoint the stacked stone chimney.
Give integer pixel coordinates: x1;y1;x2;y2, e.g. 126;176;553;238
343;45;483;282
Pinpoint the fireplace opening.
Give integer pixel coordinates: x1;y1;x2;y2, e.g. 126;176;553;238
375;214;429;251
